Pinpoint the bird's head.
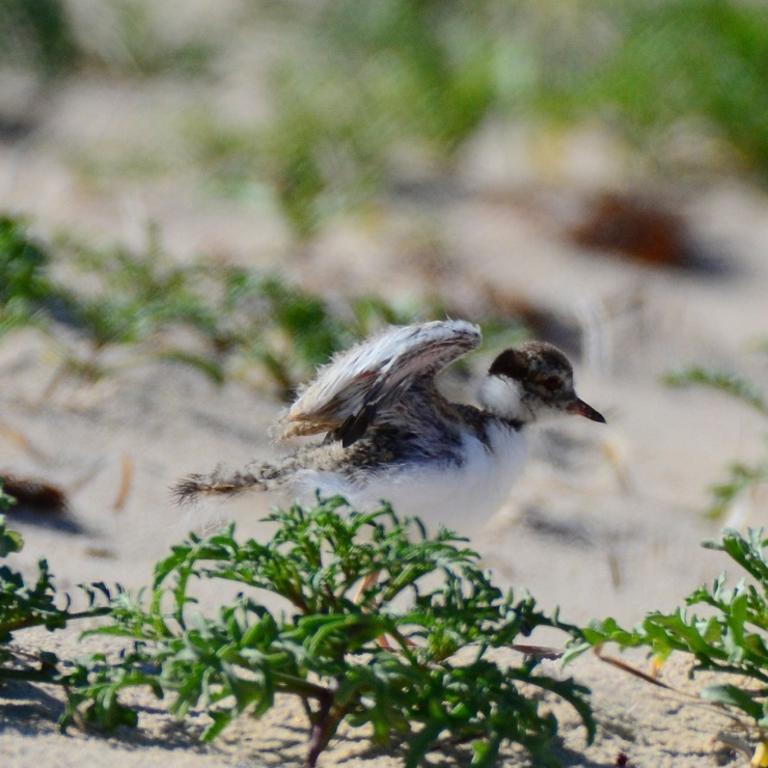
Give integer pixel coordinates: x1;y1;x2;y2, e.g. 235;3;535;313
478;341;605;426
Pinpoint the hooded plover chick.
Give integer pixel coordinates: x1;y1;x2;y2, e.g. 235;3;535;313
175;320;605;528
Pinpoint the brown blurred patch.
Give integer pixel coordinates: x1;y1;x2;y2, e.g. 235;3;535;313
570;192;690;267
481;284;581;356
2;472;69;514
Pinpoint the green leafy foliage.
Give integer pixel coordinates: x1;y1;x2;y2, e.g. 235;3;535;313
55;226;217;349
663;367;768;416
82;0;214;78
6;3;768;238
0;0;78;77
207;0;513;236
0;513;114;685
574;528;768;731
0;480;17;514
0;216;52;304
0;215;55;337
187;1;768;236
539;0;768;176
0;505;22;558
0;0;214;80
663;365;768;519
0;215;404;395
65;498;593;767
217;271;421;399
0;487;587;763
706;462;768;521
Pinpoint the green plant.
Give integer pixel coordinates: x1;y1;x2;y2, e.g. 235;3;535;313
664;367;768;416
0;215;385;394
82;0;215;78
217;0;768;238
0;481;17;517
65;498;593;767
0;215;52;303
663;366;768;519
0;214;55;337
539;0;768;176
218;270;418;398
0;217;221;389
36;225;221;390
179;112;266;202
0;0;78;78
179;0;529;237
241;0;513;237
571;528;768;762
0;508;113;686
58;226;216;344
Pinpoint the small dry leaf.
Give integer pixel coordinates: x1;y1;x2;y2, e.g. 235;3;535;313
650;655;665;678
112;455;134;514
570;192;690;267
1;473;69;514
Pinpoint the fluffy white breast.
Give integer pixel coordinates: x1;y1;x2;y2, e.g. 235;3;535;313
290;423;528;535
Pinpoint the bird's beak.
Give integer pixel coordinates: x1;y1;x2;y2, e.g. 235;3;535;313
568;398;606;423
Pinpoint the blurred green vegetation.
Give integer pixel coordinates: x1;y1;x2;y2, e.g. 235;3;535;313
0;215;52;307
88;0;214;78
3;1;767;235
0;214;525;399
0;0;78;77
663;366;768;520
189;0;768;236
0;215;55;337
539;0;768;173
194;0;529;236
0;0;214;79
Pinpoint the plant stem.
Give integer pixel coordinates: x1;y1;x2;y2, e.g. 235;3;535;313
273;672;332;701
306;690;335;768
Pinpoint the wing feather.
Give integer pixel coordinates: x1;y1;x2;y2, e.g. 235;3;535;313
279;319;481;442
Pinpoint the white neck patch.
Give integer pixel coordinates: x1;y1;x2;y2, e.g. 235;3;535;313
478;375;527;422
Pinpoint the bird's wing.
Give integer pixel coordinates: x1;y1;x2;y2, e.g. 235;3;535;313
280;319;482;445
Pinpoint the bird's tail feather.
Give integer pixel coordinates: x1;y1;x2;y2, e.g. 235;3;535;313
173;464;279;504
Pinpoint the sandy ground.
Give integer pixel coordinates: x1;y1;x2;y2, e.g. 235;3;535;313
2;16;768;765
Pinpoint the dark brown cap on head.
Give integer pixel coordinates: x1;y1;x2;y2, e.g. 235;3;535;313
489;342;573;381
488;348;528;380
531;343;572;372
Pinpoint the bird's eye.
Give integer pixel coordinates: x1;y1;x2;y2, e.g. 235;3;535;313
541;376;560;391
